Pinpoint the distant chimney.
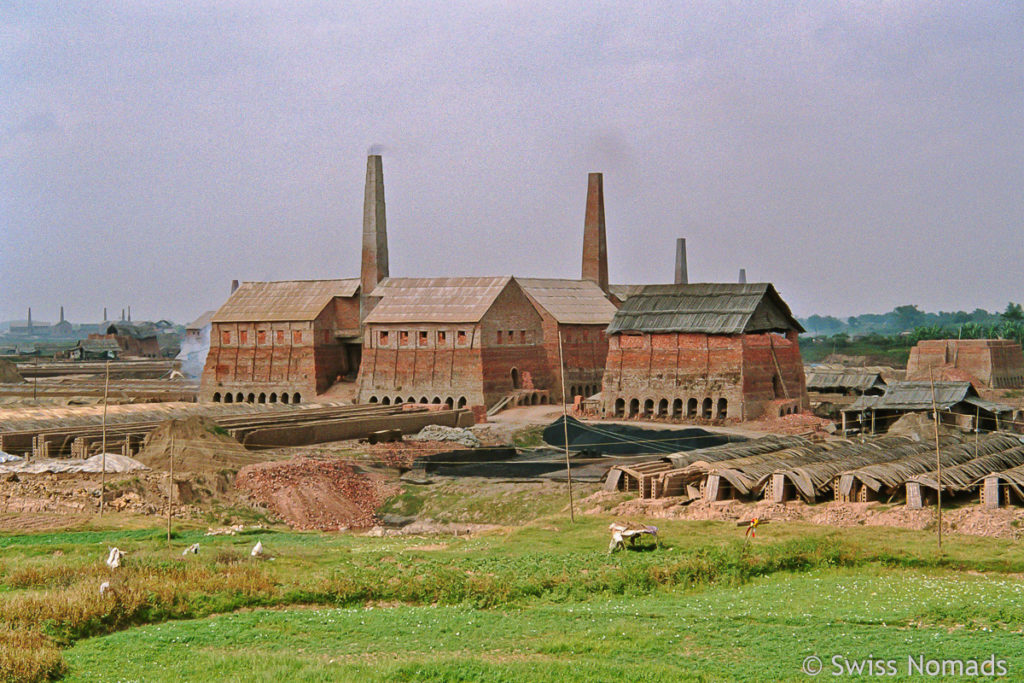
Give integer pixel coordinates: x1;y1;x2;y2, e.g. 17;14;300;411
360;154;389;321
27;307;32;330
581;173;609;293
121;309;125;321
231;279;239;294
59;306;65;323
127;306;131;322
738;268;747;284
103;307;108;322
674;238;688;285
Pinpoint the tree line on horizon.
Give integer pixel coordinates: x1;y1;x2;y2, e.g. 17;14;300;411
800;302;1024;341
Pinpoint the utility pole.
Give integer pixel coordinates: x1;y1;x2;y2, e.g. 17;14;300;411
557;330;575;523
99;361;110;516
929;368;942;553
167;432;174;548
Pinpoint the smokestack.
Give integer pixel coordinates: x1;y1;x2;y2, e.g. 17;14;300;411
738;268;747;284
121;309;125;321
581;173;609;293
103;307;108;322
360;154;389;321
674;238;688;285
127;305;131;322
59;306;64;323
231;279;239;294
27;307;32;330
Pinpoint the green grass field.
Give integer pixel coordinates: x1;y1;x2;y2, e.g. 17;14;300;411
4;515;1024;681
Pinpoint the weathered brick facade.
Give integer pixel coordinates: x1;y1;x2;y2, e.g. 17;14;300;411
906;339;1024;389
601;283;808;421
199;281;361;404
357;278;553;409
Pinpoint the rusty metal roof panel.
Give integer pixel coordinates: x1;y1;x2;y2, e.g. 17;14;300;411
607;283;803;335
845;381;976;411
517;278;617;325
365;277;512;324
212;279;359;323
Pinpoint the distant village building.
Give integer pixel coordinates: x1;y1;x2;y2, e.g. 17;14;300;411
91;322;161;358
905;339;1024;389
70;338;120;361
842;380;1017;434
601;283;808;421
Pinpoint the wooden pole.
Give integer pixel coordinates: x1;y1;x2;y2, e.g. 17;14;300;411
99;360;110;516
929;368;942;553
167;432;174;547
975;404;980;458
557;330;575;523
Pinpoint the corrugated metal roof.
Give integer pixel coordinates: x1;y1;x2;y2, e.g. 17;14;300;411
845;381;976;411
517;278;617;325
212;280;359;323
805;371;886;393
606;283;803;335
366;277;512;324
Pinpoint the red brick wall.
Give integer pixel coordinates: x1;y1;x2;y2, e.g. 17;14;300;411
907;339;1024;388
601;330;807;421
532;314;608;403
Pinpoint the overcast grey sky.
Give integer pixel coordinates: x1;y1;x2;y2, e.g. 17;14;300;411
2;1;1022;324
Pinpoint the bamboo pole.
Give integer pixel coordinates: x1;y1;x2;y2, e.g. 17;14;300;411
167;432;174;548
929;368;942;553
557;330;575;523
99;360;110;516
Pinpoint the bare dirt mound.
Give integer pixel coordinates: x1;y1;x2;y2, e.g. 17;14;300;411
886;412;957;441
235;458;387;530
0;359;24;384
135;416;253;473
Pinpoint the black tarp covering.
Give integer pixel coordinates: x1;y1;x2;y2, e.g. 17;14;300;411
541;416;744;456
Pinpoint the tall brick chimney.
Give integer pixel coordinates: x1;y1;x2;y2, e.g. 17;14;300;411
231;279;239;294
27;307;32;331
59;306;65;323
103;307;107;322
674;238;688;285
360;154;389;321
581;173;608;293
738;268;747;284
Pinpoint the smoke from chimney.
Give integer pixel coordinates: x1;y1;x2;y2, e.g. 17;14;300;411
674;238;688;285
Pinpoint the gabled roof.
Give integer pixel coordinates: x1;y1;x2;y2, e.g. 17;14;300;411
606;283;804;335
366;277;512;324
805;370;886;393
517;278;618;325
212;279;359;323
105;322;160;339
608;284;646;302
186;310;216;331
846;381;978;411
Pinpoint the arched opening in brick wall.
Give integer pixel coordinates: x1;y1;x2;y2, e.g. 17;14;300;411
672;398;682;418
258;393;266;404
236;393;244;403
628;398;640;417
382;396;391;405
406;396;415;404
457;396;467;409
510;368;521;390
213;392;221;402
281;393;290;404
444;397;454;409
686;398;697;418
657;398;668;417
224;393;233;403
395;397;404;405
270;393;277;403
419;396;428;404
369;396;378;403
614;398;625;417
247;393;255;404
293;393;301;404
716;398;728;419
701;398;713;419
431;397;441;404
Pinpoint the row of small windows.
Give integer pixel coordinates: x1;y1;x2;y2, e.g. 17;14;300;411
378;329;471;348
612;396;728;420
221;330;307;346
211;391;301;405
367;395;468;409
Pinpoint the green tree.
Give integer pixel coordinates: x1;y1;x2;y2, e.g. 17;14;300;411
1002;302;1024;321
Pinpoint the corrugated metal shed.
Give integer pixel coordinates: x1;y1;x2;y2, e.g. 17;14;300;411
517;278;617;325
366;277;512;324
606;283;803;335
805;370;886;393
846;381;976;411
212;280;359;323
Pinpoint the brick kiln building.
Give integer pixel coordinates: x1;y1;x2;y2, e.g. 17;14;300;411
200;154;389;404
356;276;553;409
905;339;1024;389
601;283;808;421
